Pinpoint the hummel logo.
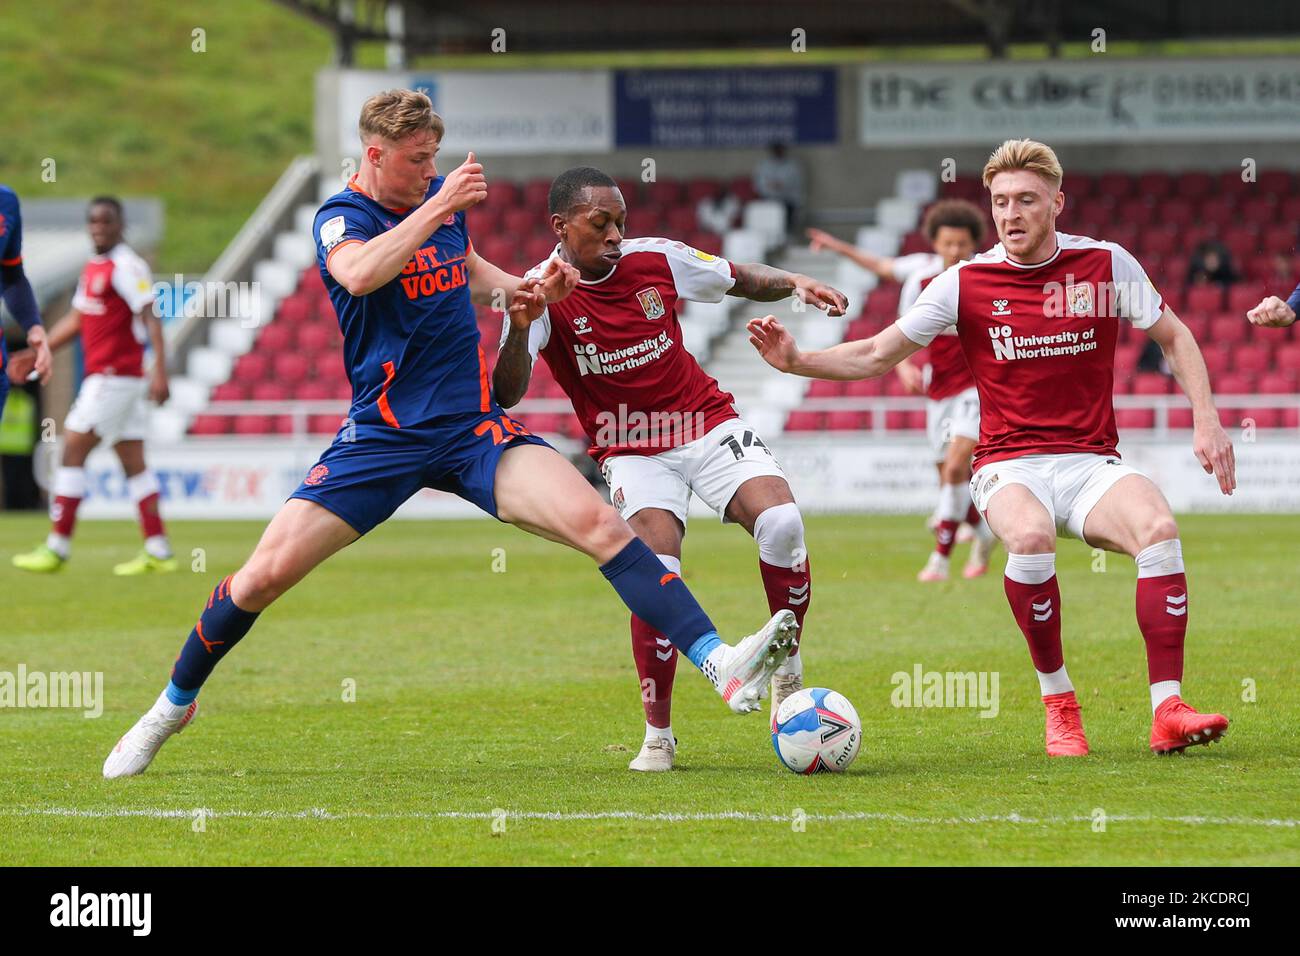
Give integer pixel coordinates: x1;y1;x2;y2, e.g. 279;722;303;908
574;315;592;334
1165;592;1187;617
655;636;674;661
992;298;1012;316
788;583;810;606
1032;598;1053;622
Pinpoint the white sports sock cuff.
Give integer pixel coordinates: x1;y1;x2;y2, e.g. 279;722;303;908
937;483;965;522
656;553;682;576
752;502;806;567
1005;551;1057;585
52;466;87;500
1136;538;1183;578
127;470;161;503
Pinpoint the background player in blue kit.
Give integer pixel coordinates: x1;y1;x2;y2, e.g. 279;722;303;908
0;185;52;407
103;89;798;778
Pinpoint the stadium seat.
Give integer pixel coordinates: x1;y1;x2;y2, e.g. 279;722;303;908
295;380;334;401
1115;409;1154;429
1185;284;1225;314
1159;198;1194;229
256;323;293;353
685;178;721;205
1280;196;1300;222
1132;373;1172;396
189;415;229;436
1113;344;1141;373
729;178;758;203
1240;196;1278;225
1232;343;1272;374
273;352;310;386
687;231;722;255
1208;316;1248;345
1179;315;1210;343
1174;172;1214;201
899;231;931;255
233;415;275;435
502;207;535;238
1115;201;1157;228
845;378;884;397
1136;171;1174;201
522;179;551;210
785;410;822;432
1096;172;1135;200
276;294;313;325
864;286;901;318
1139;229;1178;257
1200;343;1233;377
211;381;248;401
1262;225;1297;255
647;178;686;206
310;414;344;435
1227;282;1268;314
665;205;697;236
296;323;336;353
250;381;290;401
1217;170;1253;199
1258;170;1295;195
1196;199;1235;231
807;379;842;397
234;352;271;381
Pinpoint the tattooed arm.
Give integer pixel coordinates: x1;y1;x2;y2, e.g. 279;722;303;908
728;262;848;316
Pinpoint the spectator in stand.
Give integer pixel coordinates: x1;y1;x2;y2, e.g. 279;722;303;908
753;141;804;233
696;183;740;236
1186;240;1239;287
1265;251;1296;287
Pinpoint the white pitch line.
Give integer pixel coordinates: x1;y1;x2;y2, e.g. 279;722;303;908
5;807;1297;827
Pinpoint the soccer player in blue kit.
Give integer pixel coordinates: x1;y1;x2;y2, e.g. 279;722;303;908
103;90;797;777
0;185;52;406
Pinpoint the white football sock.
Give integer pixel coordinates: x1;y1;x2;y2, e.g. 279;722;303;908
644;722;674;743
46;533;71;560
144;535;172;559
1038;664;1074;697
1150;680;1181;713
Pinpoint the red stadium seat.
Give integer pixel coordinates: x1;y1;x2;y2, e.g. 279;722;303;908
729;178;758;204
1174;172;1214;201
899;231;930;255
1132;373;1172;395
250;381;290;401
687;231;722;255
1200;343;1233;377
256;323;293;353
1059;173;1093;201
1136;171;1174;201
1138;229;1177;257
273;352;310;386
310;414;344;435
1115;409;1154;429
845;378;884;397
295;380;334;401
685;178;722;205
1258;371;1298;394
1227;282;1268;314
1262;225;1297;255
501;207;535;238
1184;284;1224;314
864;286;901;317
234;352;270;381
807;379;842;398
211;381;248;401
1159;198;1194;229
276;295;312;325
1208;316;1248;345
647;178;686;206
524;234;556;266
1258;170;1295;196
1115;201;1157;228
296;323;336;353
1217;171;1253;199
1168;408;1194;429
332;378;354;400
826;411;866;431
1216;372;1254;396
189;414;229;436
522;179;551;210
1232;343;1272;375
785;411;823;432
1242;408;1282;428
665;206;697;236
1280;196;1300;222
1096;172;1135;200
232;415;274;436
1113;344;1141;372
1179;315;1210;342
1239;196;1277;225
1196;199;1235;231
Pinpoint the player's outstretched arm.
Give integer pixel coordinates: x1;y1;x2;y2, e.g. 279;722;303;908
1146;307;1236;495
43;308;82;353
1246;291;1297;329
467;247;579;308
728;261;848;316
328;153;487;296
142;309;170;404
805;228;895;280
747;314;922;381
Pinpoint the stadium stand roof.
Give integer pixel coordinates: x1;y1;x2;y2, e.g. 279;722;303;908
277;0;1300;62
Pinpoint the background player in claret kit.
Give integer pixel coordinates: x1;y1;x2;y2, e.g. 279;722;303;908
495;167;848;771
808;200;997;582
102;91;799;780
0;185;52;406
750;138;1235;758
12;197;175;576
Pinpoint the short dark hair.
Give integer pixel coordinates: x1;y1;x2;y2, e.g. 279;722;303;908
548;166;617;216
922;198;985;244
88;195;124;221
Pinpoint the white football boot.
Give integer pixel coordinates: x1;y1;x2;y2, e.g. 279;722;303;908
628;736;676;772
103;691;198;778
710;610;798;714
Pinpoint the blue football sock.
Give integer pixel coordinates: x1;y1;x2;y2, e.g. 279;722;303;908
600;538;718;665
167;575;260;698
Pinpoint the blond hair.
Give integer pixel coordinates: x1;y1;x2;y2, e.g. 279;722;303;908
982;138;1063;190
358;89;445;144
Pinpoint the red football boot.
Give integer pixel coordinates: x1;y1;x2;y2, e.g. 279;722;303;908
1043;690;1090;756
1150;695;1229;754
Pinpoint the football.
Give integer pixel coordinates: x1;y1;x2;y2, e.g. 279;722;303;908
772;687;862;774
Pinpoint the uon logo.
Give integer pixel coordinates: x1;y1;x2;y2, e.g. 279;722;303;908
988;323;1015;361
1065;282;1094;316
636;287;665;321
991;298;1011;316
304;464;329;486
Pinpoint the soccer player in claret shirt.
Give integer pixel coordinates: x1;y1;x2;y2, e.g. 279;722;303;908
495;167;848;772
13;197;175;576
0;185;52;408
809;199;997;582
102;91;798;779
750;139;1235;757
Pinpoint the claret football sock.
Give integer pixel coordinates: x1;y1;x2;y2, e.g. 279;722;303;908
1004;552;1068;693
1134;538;1188;710
630;552;682;729
165;575;260;703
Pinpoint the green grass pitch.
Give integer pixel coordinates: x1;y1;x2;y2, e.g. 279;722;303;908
1;512;1295;865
